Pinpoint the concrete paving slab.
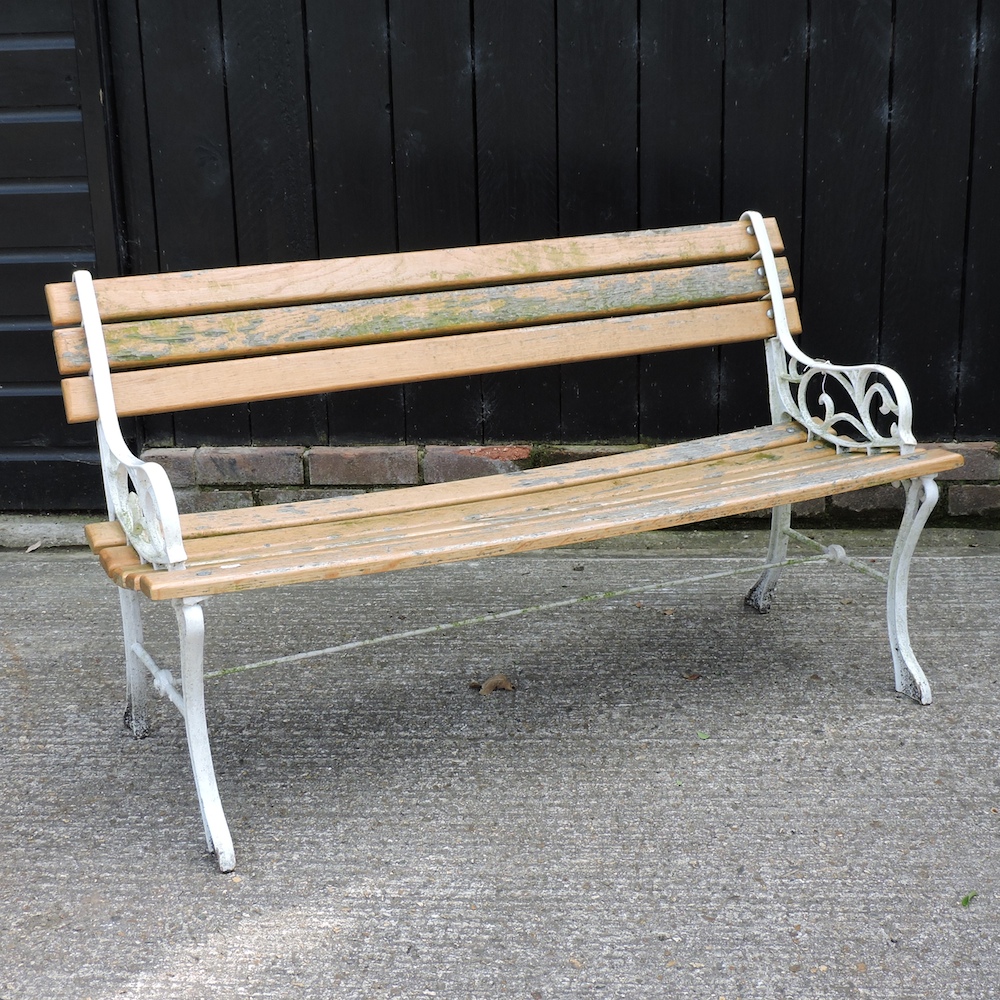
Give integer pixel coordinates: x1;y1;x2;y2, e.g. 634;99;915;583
1;530;998;998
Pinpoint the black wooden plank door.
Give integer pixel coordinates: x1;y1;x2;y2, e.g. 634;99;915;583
881;0;978;440
389;0;481;444
958;0;1000;439
0;0;116;509
722;0;808;435
557;0;639;443
221;0;325;446
475;0;561;443
136;0;246;447
307;0;404;444
638;1;724;443
801;1;893;366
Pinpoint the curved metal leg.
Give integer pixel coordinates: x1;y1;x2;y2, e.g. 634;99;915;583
174;598;236;871
119;588;150;737
744;504;791;613
887;476;938;705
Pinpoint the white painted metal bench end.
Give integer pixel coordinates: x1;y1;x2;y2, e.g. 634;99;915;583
74;270;235;870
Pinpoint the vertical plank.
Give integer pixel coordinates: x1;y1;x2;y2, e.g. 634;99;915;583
104;0;165;448
557;0;639;442
137;0;247;445
220;0;316;265
958;0;1000;438
306;0;396;258
307;0;405;444
328;387;407;445
721;0;808;434
72;0;119;278
638;1;724;442
389;0;477;252
220;0;321;444
475;0;560;441
638;0;723;228
475;1;558;242
105;0;159;275
389;0;480;443
882;0;978;439
137;0;237;271
801;0;892;364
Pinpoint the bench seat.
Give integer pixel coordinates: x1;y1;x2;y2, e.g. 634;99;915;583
87;424;959;601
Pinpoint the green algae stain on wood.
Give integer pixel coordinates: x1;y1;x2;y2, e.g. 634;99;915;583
84;258;787;370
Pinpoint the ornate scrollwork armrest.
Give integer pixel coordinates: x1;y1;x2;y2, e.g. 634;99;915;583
75;271;187;569
742;211;916;455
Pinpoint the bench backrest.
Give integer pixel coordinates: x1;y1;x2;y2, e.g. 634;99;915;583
47;218;796;424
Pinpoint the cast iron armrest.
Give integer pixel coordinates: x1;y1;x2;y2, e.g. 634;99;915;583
742;210;916;456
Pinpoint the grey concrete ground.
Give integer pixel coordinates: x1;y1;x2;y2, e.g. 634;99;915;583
1;526;998;999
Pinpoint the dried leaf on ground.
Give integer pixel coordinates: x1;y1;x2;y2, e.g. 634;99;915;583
478;674;516;695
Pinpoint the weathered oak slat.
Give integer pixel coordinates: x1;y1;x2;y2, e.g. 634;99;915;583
53;257;792;375
104;444;961;600
44;217;784;326
61;299;800;423
103;440;850;578
85;424;807;552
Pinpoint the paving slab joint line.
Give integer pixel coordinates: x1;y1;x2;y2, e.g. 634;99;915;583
205;550;845;680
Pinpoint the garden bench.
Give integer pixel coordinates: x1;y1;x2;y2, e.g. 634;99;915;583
47;211;962;871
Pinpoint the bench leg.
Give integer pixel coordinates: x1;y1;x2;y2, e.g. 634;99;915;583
887;476;938;705
119;588;151;738
744;504;792;613
174;598;236;872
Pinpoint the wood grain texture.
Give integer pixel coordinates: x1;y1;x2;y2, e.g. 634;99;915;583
556;0;639;440
958;0;1000;436
44;218;784;325
136;0;247;445
98;443;961;600
61;299;800;423
721;1;808;436
474;0;558;243
638;0;723;229
881;0;978;439
86;424;808;551
637;0;725;442
52;258;791;374
306;0;396;258
473;0;560;439
801;0;891;364
221;0;316;265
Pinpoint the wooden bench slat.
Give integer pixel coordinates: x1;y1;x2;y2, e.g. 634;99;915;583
45;218;784;326
98;436;829;581
133;442;957;570
62;298;800;423
109;444;959;600
52;258;792;375
101;440;829;577
85;424;809;553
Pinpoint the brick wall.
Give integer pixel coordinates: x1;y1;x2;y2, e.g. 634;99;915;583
140;441;999;522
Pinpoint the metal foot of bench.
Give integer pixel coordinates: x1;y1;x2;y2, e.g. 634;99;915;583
174;598;236;871
744;504;792;613
116;590;236;869
119;589;151;738
887;476;938;705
